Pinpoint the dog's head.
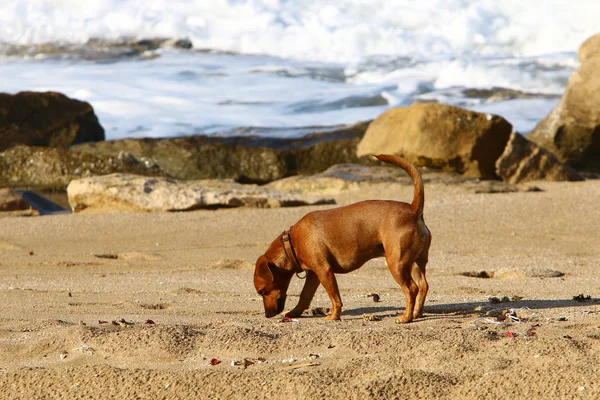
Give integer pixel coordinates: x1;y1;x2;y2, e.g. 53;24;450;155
254;248;294;318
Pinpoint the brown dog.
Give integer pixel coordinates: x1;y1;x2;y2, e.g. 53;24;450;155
253;154;431;323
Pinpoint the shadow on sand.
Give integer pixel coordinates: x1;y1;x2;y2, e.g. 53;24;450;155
331;297;598;321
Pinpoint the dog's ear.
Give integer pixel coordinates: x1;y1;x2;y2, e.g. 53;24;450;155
254;256;274;283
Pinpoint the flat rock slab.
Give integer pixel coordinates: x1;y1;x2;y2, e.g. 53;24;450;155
266;163;408;195
67;174;334;213
0;145;163;189
267;163;536;195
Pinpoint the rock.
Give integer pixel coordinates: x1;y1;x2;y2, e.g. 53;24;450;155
267;174;360;196
74;136;287;183
317;163;411;183
578;34;600;63
0;188;67;216
67;174;335;213
526;268;565;278
462;268;564;280
462;180;520;194
268;162;517;196
462;87;556;102
0;91;104;151
465;181;544;194
71;122;370;184
495;132;583;183
461;271;492;279
0;145;162;189
3;37;193;60
527;34;600;172
2;122;368;189
493;268;565;280
266;163;410;195
356;102;513;179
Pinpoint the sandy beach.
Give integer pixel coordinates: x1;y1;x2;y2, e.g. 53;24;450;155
1;177;600;399
2;2;600;399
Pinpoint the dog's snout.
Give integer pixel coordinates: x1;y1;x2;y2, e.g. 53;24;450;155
262;293;286;318
264;297;286;318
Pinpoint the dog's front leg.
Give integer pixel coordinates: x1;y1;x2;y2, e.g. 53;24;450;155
314;268;343;320
285;271;320;318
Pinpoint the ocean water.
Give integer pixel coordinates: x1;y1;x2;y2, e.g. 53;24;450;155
0;0;598;141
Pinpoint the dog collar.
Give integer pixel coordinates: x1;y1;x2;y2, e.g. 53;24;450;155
281;229;304;275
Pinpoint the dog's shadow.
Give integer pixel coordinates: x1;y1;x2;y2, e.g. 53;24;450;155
328;298;599;321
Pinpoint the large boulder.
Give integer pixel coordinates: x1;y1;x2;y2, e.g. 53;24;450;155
528;34;600;172
495;133;583;183
71;122;370;184
0;145;162;189
67;174;334;213
356;102;513;179
0;91;104;151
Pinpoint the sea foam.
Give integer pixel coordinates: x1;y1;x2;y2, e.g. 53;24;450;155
0;1;596;140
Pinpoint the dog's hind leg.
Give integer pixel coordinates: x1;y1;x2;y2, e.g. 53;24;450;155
386;247;418;323
411;256;429;319
285;271;320;318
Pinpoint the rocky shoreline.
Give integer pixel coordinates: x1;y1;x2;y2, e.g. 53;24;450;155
2;34;600;215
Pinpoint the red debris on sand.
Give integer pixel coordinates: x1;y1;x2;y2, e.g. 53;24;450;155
98;320;108;324
281;316;293;323
145;319;155;325
210;358;221;366
506;331;517;338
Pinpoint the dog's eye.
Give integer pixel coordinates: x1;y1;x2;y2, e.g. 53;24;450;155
257;289;265;296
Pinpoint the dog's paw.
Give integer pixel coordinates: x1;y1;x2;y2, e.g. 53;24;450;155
284;310;303;318
396;314;413;324
324;314;341;321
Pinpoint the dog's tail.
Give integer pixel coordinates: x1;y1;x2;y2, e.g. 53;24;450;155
374;154;424;216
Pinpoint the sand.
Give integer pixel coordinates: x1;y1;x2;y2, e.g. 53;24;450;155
1;178;600;399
